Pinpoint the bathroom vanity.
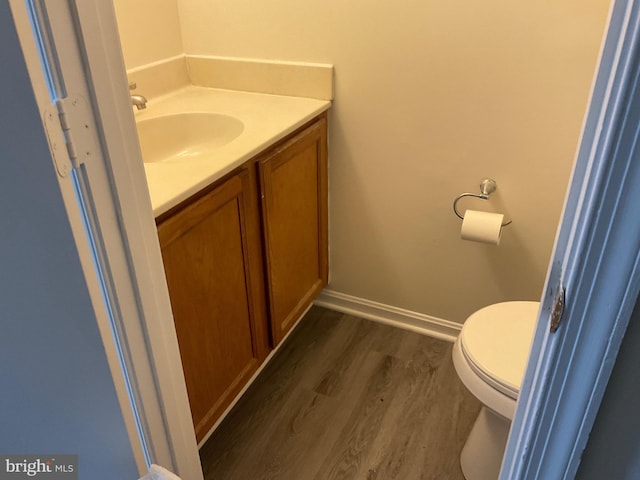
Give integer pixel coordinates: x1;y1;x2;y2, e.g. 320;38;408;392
145;88;328;442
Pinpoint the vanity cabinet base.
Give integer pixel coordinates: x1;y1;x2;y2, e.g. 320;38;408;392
156;113;328;441
157;169;269;442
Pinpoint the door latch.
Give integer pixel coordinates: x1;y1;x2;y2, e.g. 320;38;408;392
550;286;566;333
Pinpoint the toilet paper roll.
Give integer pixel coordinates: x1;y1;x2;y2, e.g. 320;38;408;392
461;210;504;245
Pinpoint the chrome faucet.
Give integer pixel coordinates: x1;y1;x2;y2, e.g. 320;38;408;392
129;82;148;110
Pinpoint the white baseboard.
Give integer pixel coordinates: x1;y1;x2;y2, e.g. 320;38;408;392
314;289;461;343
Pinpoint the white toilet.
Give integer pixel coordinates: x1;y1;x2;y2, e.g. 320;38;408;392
452;301;540;480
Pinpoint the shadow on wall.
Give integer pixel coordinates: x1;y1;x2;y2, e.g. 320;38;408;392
486;226;548;300
327;110;407;301
453;185;549;320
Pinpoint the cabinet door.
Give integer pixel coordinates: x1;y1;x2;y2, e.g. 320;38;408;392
157;169;268;442
258;116;328;345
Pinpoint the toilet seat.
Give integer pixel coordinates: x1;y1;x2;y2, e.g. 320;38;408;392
453;301;540;480
459;301;539;400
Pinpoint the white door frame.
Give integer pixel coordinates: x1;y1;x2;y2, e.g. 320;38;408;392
9;1;203;478
502;0;640;477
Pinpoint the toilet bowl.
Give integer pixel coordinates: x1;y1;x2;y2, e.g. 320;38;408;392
452;301;540;480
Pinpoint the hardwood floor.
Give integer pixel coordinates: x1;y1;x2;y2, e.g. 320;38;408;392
200;306;481;480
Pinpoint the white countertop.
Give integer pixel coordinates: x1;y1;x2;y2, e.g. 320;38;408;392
137;86;331;217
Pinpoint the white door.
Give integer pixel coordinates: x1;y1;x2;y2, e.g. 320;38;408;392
502;0;640;477
8;1;203;478
0;1;140;477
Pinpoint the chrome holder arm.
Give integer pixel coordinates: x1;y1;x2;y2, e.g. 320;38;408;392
453;193;489;220
453;178;512;226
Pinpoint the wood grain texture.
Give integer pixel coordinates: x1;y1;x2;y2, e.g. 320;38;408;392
158;169;269;442
200;306;480;479
258;115;328;345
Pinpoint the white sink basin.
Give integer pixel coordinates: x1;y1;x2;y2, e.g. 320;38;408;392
136;112;244;163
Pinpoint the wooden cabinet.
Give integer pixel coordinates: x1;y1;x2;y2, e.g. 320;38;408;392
157;168;269;442
258;115;328;344
156;113;328;440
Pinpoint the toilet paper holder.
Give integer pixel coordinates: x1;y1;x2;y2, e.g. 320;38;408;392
453;178;512;226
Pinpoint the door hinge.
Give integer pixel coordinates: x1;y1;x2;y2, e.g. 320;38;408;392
550;286;566;333
43;95;96;177
44;105;72;178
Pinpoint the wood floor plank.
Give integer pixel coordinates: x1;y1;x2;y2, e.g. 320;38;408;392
313;352;408;480
200;307;342;476
200;306;481;480
364;338;478;480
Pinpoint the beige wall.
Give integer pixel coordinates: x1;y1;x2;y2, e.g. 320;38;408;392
112;0;183;68
114;0;611;323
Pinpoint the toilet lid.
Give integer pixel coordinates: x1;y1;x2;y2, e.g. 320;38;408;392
460;301;539;399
